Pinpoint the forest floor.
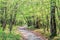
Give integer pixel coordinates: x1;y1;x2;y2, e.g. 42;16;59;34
18;26;47;40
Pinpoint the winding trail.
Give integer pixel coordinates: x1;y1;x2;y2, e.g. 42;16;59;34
18;26;45;40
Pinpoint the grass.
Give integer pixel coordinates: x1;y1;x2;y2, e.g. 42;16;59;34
53;34;60;40
0;25;22;40
0;31;21;40
28;26;60;40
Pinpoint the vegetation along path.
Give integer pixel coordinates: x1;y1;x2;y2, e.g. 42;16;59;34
18;26;45;40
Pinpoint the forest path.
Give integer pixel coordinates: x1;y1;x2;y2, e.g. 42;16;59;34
18;26;46;40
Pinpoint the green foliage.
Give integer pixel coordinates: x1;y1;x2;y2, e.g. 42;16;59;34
0;32;21;40
27;26;36;30
0;0;60;39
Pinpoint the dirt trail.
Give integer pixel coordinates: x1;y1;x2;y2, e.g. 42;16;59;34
18;26;46;40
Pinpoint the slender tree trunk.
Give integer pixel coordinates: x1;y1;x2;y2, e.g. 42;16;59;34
46;15;49;31
13;13;16;25
57;0;60;34
50;0;57;38
3;7;7;31
9;14;13;33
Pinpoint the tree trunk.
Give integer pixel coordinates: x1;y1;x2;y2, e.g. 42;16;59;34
50;0;57;38
35;17;40;28
3;7;7;31
9;14;13;33
46;15;49;31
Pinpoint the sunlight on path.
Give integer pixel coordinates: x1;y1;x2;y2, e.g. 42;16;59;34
18;27;43;40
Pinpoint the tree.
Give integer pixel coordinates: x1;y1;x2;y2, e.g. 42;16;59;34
0;1;7;31
50;0;57;38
